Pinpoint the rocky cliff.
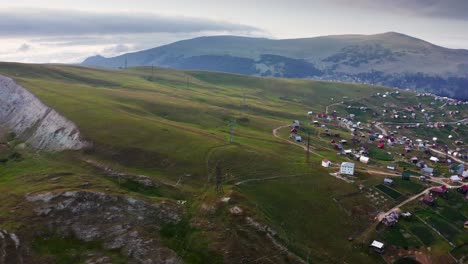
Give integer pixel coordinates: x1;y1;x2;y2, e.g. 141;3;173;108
0;75;88;151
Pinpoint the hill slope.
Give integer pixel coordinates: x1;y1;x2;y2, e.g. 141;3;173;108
83;32;468;100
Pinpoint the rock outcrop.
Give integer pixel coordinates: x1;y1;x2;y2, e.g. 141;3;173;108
0;75;88;151
26;191;183;264
0;229;22;264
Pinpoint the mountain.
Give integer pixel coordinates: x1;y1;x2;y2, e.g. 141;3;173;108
82;32;468;100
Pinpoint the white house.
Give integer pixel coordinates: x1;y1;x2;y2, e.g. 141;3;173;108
322;159;332;168
463;170;468;179
429;157;440;163
387;164;397;170
450;175;461;183
340;162;355;175
359;156;370;164
384;178;394;185
294;136;302;142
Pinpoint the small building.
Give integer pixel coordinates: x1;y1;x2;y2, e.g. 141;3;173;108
377;143;385;149
422;195;434;206
322;159;332;168
450;175;461;183
402;171;411;181
465;221;468;229
340;162;355;175
294;136;302;142
307;111;314;115
421;167;434;176
458;185;468;194
411;156;419;164
429;156;440;163
430;185;447;195
387;164;397;170
359;156;370;164
384;178;394;185
370;240;385;254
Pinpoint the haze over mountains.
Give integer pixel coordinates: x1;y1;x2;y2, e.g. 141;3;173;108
83;32;468;100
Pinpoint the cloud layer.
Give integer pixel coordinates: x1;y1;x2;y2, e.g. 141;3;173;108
332;0;468;20
0;8;261;36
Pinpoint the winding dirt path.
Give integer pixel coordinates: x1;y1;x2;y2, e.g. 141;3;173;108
272;125;325;158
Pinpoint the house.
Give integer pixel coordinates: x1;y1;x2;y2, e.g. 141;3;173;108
387;164;397;170
384;178;394;185
458;185;468;194
307;111;313;115
465;221;468;229
430;185;447;195
422;195;434;206
421;167;434;176
463;170;468;179
322;159;332;168
382;211;399;226
429;156;440;163
450;175;461;183
377;143;385;149
359;156;370;164
294;136;302;142
340;162;355;175
293;120;300;128
411;156;419;164
401;212;412;218
370;240;385;254
402;171;411;181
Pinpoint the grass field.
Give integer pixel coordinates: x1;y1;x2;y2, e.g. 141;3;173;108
375;184;403;200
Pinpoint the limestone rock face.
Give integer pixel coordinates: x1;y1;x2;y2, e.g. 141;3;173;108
0;75;88;151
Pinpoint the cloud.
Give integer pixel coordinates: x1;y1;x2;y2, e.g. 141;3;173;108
17;43;31;52
331;0;468;20
0;8;263;37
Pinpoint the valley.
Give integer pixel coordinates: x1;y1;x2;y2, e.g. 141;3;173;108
0;62;467;263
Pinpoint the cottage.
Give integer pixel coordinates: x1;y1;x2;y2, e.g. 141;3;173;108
421;167;434;176
384;178;394;185
294;136;302;142
382;211;398;226
322;159;332;168
430;185;447;195
377;143;385;149
307;111;314;115
340;162;355;175
422;195;434;206
411;156;419;164
458;185;468;194
359;156;370;164
450;175;461;183
402;171;411;181
387;164;397;170
429;156;440;163
370;240;385;254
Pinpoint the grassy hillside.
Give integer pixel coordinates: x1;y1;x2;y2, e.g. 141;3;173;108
0;62;449;263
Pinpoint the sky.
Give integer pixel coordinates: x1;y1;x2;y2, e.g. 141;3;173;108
1;0;468;63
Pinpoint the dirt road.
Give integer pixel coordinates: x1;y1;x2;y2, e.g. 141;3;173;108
272;125;325;158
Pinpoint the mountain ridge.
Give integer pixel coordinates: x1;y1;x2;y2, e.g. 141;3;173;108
82;32;468;100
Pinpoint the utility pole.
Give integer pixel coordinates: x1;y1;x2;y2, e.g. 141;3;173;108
229;118;236;143
306;131;310;163
124;57;128;69
215;166;224;195
151;64;154;80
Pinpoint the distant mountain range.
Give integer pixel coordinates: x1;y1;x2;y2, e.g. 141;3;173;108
82;32;468;100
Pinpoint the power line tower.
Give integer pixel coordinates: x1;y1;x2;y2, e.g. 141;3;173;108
229;118;236;143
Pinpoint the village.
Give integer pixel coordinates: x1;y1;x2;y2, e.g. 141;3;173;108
280;90;468;262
